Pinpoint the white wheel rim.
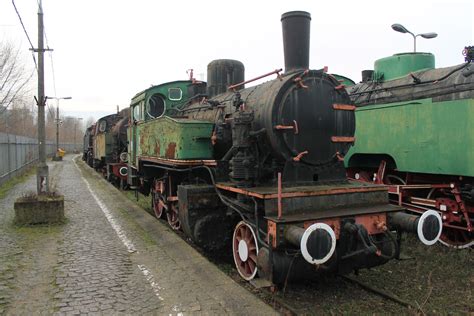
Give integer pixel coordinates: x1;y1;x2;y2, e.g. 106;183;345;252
232;221;259;281
417;209;442;246
300;223;336;265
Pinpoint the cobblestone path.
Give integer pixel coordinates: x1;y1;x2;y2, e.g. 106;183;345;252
0;156;276;315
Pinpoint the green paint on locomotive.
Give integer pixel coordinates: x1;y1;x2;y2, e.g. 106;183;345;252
331;74;355;87
136;116;213;160
345;97;474;177
373;53;435;81
128;80;211;166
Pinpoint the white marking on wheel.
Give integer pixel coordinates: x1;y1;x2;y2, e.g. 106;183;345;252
238;240;249;261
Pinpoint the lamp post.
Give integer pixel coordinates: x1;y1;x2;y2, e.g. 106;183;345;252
48;96;71;160
391;23;437;52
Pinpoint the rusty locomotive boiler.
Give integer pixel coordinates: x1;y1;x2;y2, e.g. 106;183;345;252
121;11;443;284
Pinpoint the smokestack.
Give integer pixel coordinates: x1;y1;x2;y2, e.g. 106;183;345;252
281;11;311;73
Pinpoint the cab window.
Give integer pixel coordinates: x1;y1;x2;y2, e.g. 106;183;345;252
168;88;182;101
132;102;143;122
98;120;107;132
147;93;166;119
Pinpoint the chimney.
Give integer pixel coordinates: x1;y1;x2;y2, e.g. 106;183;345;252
281;11;311;73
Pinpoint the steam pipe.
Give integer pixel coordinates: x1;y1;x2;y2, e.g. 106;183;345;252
387;210;442;245
284;223;336;265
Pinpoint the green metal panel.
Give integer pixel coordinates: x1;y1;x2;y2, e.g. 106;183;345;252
130;81;201;120
129;80;207;166
373;53;435;81
331;74;355;87
137;116;213;160
345;98;474;177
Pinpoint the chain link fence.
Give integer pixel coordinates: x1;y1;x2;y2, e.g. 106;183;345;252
0;132;79;186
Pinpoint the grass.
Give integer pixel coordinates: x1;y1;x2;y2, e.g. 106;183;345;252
124;190;152;214
0;166;37;200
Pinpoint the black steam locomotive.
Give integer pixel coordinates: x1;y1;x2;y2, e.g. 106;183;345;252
87;11;443;284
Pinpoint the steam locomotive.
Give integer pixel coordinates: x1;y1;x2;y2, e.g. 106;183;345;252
85;11;442;284
345;48;474;248
83;107;129;188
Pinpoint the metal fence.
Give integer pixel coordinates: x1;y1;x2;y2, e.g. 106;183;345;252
0;132;78;186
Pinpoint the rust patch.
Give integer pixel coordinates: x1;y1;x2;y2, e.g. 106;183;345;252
165;142;177;159
331;136;355;143
267;220;277;248
332;104;356;111
355;213;387;235
154;138;160;156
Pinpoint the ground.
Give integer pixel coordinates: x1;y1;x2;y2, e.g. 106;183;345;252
0;155;275;315
0;155;472;315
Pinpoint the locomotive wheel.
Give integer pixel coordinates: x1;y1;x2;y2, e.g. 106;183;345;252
439;227;474;249
166;202;181;230
151;192;167;219
232;221;259;281
426;189;474;248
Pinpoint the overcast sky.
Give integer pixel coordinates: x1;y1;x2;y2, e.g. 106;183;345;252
1;0;473;121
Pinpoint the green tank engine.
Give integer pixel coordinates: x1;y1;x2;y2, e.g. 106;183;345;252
345;48;474;248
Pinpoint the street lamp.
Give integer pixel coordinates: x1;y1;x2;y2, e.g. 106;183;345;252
391;23;437;52
47;96;72;160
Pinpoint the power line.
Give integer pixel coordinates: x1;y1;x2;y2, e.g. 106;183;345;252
44;28;57;97
11;0;38;70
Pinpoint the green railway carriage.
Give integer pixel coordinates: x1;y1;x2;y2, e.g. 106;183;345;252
344;51;474;248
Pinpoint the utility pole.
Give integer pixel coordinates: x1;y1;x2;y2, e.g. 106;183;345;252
34;0;51;194
56;104;59;153
15;0;65;226
49;96;71;160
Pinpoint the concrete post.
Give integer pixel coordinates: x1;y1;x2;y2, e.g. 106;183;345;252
36;0;49;194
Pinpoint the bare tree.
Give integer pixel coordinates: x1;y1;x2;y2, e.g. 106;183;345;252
0;40;35;113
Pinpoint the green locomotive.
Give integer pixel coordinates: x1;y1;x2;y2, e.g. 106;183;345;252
345;49;474;248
